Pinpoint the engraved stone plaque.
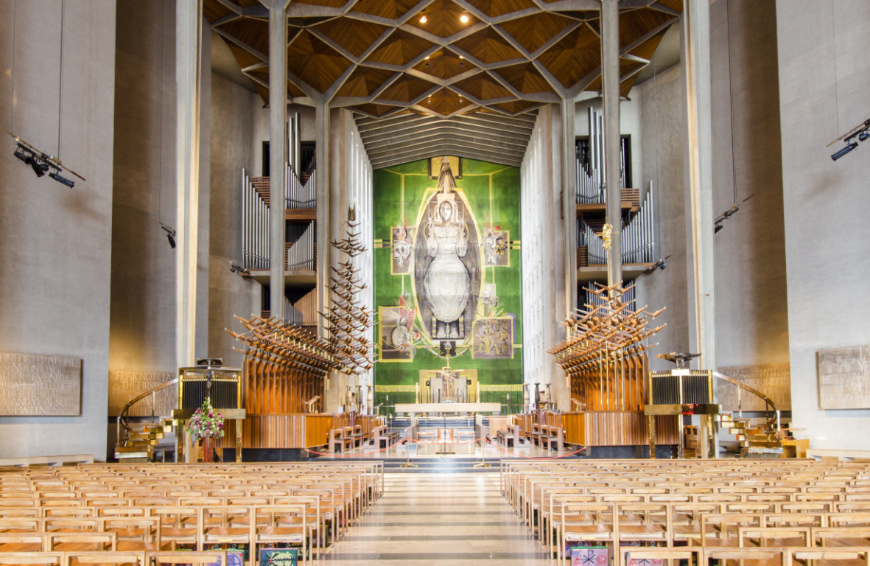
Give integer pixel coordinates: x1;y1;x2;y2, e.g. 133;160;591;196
108;370;176;417
818;345;870;410
716;364;791;412
0;352;82;416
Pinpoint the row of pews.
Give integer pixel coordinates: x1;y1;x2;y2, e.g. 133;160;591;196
500;458;870;565
0;461;383;565
326;423;399;453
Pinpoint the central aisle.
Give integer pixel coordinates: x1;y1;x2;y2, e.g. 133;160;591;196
323;471;550;564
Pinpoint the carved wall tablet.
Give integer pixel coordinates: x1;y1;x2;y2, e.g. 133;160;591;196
817;345;870;409
0;352;82;416
108;370;176;417
717;364;791;411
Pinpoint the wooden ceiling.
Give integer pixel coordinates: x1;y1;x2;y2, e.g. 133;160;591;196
205;0;682;167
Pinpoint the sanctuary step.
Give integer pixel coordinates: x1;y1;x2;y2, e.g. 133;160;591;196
114;417;175;463
719;412;792;457
311;455;503;473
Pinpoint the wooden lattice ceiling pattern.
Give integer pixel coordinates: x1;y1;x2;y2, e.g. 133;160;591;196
205;0;681;167
206;0;681;119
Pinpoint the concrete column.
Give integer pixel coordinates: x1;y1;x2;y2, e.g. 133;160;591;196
176;0;203;368
561;98;577;318
315;103;331;339
601;0;623;291
682;0;716;370
268;0;288;321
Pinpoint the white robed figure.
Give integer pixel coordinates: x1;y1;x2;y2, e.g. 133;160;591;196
423;158;471;341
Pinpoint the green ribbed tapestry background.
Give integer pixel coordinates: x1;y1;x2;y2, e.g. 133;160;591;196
372;157;523;395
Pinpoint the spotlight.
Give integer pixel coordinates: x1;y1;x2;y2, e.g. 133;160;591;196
714;222;724;234
460;13;469;23
160;222;176;249
230;262;250;275
9;135;86;186
49;170;75;188
419;14;427;23
829;117;870;162
641;255;670;275
831;142;858;161
13;145;30;164
30;157;48;177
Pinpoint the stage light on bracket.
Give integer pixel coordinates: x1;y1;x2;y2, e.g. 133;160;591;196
229;262;250;275
831;142;858;161
830;117;870;161
49;170;75;188
9;135;85;187
159;222;176;249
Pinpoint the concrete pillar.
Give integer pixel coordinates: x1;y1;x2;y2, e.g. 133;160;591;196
682;0;716;370
601;0;623;291
268;0;288;321
561;98;577;318
175;0;203;368
315;103;331;338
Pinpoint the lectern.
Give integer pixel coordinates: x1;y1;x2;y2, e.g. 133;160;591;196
172;359;245;462
644;355;719;459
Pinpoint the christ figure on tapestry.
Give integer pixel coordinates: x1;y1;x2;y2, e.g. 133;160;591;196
422;158;471;349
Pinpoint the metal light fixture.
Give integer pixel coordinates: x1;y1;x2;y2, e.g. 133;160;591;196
831;142;858;161
829;118;870;161
159;222;176;249
9;134;84;188
229;262;250;275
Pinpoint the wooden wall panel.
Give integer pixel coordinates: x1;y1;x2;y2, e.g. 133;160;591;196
559;411;678;446
305;414;335;448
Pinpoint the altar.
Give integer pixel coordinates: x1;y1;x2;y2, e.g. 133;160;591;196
395;402;501;416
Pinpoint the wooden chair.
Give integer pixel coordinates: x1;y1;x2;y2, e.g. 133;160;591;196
617;503;672;546
695;513;764;547
252;505;308;566
47;532;117;552
737;526;812;548
0;533;48;552
812;527;870;548
559;503;617;566
144;551;227;566
703;546;787;566
200;505;252;550
0;552;62;566
618;545;699;566
62;551;144;566
788;547;870;566
0;519;43;534
98;517;163;552
43;519;99;533
146;507;200;551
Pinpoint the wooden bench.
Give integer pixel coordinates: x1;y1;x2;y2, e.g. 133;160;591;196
0;455;94;469
327;428;354;453
372;426;399;449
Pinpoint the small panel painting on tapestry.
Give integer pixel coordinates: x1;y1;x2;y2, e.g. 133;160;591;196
390;225;415;275
482;227;510;267
472;317;514;359
379;306;417;362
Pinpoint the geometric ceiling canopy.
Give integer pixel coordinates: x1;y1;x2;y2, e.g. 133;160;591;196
205;0;682;167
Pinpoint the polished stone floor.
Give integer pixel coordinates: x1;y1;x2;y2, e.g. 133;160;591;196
323;472;550;564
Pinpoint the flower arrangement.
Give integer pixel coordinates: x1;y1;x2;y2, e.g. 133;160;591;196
186;397;224;440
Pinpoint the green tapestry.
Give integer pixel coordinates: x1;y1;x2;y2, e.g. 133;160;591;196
373;157;523;398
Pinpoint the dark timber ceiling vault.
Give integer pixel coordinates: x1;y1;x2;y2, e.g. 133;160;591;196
204;0;682;168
